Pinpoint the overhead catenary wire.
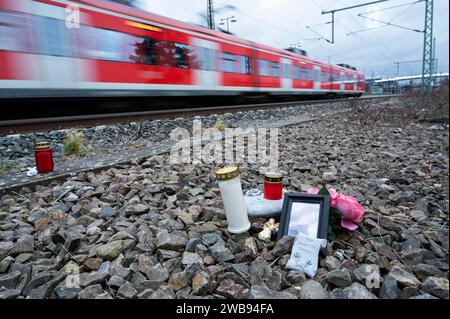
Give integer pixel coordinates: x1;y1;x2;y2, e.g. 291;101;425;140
214;0;355;62
313;0;424;76
360;0;424;16
346;0;419;35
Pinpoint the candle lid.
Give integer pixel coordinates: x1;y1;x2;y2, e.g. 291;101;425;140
264;172;283;183
215;165;240;181
36;141;50;149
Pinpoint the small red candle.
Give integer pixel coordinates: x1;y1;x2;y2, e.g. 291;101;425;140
263;172;283;200
35;141;54;174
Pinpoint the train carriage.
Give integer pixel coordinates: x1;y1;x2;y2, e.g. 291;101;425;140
0;0;365;99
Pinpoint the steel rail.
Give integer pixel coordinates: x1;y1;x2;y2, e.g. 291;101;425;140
0;95;400;134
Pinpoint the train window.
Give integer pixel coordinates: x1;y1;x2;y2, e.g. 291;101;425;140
186;45;200;69
300;67;309;80
129;37;157;65
235;55;250;74
38;17;71;57
0;11;30;52
271;62;280;77
200;47;214;71
102;29;125;61
156;40;175;67
174;43;188;68
223;52;235;73
122;34;138;62
258;59;269;76
294;66;301;80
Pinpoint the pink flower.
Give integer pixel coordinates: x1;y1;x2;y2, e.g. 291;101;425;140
306;187;319;194
335;195;365;231
328;188;341;208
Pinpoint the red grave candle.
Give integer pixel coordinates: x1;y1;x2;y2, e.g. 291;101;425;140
263;172;283;200
35;141;54;174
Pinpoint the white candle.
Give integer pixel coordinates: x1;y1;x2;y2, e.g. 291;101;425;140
215;166;251;234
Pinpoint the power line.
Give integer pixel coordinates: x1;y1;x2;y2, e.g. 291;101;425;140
361;0;424;15
309;0;398;71
215;0;354;62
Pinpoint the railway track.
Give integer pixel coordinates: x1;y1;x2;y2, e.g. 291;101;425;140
0;94;400;135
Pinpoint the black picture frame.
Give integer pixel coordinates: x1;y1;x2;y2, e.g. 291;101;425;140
277;193;330;255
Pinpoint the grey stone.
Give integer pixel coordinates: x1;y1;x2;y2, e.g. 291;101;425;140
0;241;14;258
98;261;112;274
201;233;221;246
99;205;116;220
24;271;56;294
157;233;187;251
299;280;328;299
322;171;337;182
181;252;203;266
246;285;297;299
344;282;377;299
216;279;244;299
353;264;381;285
124;204;150;217
96;240;124;260
271;236;295;257
0;271;21;289
79;272;110;288
409;210;427;222
192;271;211;296
28;273;66;299
144;263;170;287
158;249;181;260
0;256;14;273
402;238;422;252
421;277;449;299
412;263;444;280
329;288;346;299
379;275;398;299
400;286;420;299
169;270;195;291
137;288;155;299
79;284;104;299
324;256;342;271
117;282;138;298
234;250;255;263
326;269;352;288
95;292;113;299
209;242;234;262
428;239;446;258
86;226;101;236
54;282;82;299
286;270;306;286
0;288;20;299
149;286;176;299
388;191;416;203
64;232;82;252
201;207;226;221
409;294;439;299
10;238;34;256
107;275;125;289
185;238;202;252
388;266;420;287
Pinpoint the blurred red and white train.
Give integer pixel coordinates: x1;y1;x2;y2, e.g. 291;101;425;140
0;0;365;99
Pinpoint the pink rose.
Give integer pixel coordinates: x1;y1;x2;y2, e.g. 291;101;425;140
335;195;364;231
328;188;341;208
306;187;320;195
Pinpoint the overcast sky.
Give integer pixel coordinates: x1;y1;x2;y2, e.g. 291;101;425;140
136;0;449;78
